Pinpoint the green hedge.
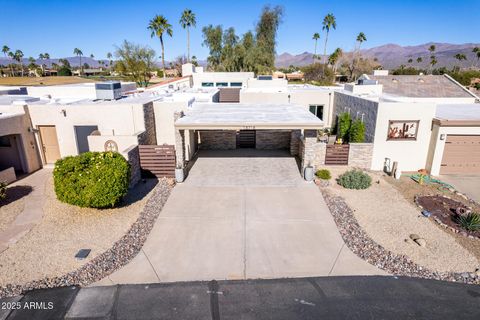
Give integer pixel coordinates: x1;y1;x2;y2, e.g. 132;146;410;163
315;169;332;180
53;152;130;208
337;170;371;190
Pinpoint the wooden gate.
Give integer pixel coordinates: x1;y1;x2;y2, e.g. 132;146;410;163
325;144;350;165
139;145;176;178
237;130;256;148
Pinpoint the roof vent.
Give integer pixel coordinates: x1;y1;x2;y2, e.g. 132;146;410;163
95;82;122;100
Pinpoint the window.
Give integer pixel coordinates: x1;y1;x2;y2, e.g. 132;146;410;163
216;82;228;87
201;82;214;87
258;75;273;80
230;82;242;87
0;136;12;147
387;120;419;140
309;105;324;120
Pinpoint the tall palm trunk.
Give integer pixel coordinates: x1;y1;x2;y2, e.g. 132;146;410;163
187;27;190;62
160;38;166;79
20;62;24;77
323;31;329;65
80;55;82;75
314;40;317;63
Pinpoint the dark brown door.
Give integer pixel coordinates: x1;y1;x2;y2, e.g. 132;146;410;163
237;130;256;148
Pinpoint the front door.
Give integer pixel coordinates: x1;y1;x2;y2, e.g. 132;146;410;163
39;126;61;164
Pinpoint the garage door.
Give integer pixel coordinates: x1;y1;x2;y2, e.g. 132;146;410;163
440;135;480;174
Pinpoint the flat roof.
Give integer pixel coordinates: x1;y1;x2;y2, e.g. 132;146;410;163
175;103;323;130
436;104;480;120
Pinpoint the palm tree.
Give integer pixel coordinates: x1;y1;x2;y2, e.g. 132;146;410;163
107;52;113;67
179;9;196;62
416;57;423;64
148;14;173;79
356;32;367;50
2;45;13;76
472;47;479;69
73;48;83;75
328;48;343;73
428;45;436;74
407;58;413;64
454;53;467;70
322;14;336;68
13;50;24;76
312;32;320;62
90;54;94;58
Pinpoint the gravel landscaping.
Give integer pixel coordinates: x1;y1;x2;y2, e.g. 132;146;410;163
0;177;173;298
0;186;32;233
317;167;479;284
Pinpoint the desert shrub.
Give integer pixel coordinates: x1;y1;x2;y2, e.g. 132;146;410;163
303;63;335;85
57;66;72;76
337;112;351;141
337;170;371;190
0;181;6;200
349;119;366;143
456;212;480;232
316;169;331;180
53;152;130;208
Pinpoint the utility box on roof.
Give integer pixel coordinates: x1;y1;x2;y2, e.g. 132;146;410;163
95;82;122;100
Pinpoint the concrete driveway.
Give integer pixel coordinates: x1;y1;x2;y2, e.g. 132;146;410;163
437;174;480;203
97;150;384;285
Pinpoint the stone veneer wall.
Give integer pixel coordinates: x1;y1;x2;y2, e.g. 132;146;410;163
174;112;185;168
121;145;141;188
290;130;301;156
138;102;157;145
199;130;236;150
255;130;291;150
348;143;374;169
333;92;379;143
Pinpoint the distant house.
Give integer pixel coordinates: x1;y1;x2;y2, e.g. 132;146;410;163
73;68;105;76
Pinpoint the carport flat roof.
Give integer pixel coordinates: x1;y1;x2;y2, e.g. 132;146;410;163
175;103;324;130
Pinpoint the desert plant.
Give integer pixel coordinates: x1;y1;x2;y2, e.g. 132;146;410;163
456;212;480;232
53;152;130;208
337;112;351;141
349;119;366;143
316;169;331;180
337;170;372;190
57;66;72;76
0;181;6;200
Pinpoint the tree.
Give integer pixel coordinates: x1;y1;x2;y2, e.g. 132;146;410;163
202;24;223;70
349;119;366;143
191;55;199;67
454;53;467;70
114;40;156;87
428;45;436;74
2;45;13;76
322;13;336;67
473;47;480;69
179;9;196;62
430;55;438;70
312;32;320;62
416;57;423;64
351;32;367;80
254;5;284;73
90;54;94;58
73;48;83;74
12;50;24;76
59;58;71;68
328;48;342;73
148;15;173;79
107;52;113;67
408;58;413;64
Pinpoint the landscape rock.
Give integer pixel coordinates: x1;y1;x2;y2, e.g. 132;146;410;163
414;238;427;247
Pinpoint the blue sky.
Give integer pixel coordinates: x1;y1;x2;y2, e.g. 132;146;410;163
0;0;478;60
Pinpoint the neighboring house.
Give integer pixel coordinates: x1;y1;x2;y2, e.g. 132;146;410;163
0;67;478;184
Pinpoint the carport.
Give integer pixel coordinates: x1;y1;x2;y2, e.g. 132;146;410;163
174;103;324;175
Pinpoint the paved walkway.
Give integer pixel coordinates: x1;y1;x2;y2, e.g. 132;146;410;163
96;150;384;286
437;174;480;203
3;276;480;319
0;169;51;253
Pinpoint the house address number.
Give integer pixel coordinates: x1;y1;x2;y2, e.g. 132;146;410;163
242;126;256;130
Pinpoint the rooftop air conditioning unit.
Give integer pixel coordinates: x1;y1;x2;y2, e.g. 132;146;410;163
95;82;122;100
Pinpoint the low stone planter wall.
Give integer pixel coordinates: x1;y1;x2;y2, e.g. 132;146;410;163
321;189;479;285
0;178;174;298
348;143;373;169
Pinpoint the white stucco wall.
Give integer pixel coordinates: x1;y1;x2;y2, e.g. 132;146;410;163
0;105;42;173
192;72;253;88
240;89;334;127
27;102;148;158
371;101;437;172
426;124;480;176
24;82;137;100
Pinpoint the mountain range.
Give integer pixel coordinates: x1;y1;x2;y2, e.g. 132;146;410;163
1;42;479;71
275;42;480;69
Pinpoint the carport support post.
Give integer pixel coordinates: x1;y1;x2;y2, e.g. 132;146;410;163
174;111;185;168
301;129;317;177
290;129;301;156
